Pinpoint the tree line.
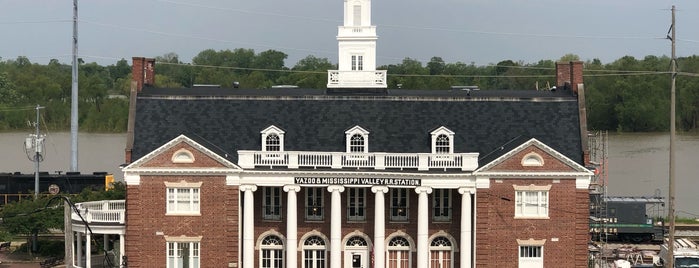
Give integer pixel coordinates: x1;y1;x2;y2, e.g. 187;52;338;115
1;49;698;132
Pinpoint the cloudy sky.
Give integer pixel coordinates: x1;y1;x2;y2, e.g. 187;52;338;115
1;0;697;67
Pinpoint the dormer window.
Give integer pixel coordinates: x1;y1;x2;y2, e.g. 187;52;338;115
431;127;455;154
345;126;369;153
261;125;285;152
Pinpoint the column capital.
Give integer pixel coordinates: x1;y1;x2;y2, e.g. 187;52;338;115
371;186;389;194
240;184;258;192
458;187;475;195
283;184;301;192
327;185;345;193
415;186;432;194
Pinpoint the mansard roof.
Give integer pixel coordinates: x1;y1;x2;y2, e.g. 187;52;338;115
131;87;583;167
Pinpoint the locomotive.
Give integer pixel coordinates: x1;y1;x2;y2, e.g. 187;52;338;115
590;195;666;243
0;172;113;206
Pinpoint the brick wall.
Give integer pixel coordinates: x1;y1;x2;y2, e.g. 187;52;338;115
476;179;584;267
125;175;239;267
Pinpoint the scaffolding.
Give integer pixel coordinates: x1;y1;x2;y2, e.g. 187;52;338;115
588;130;610;267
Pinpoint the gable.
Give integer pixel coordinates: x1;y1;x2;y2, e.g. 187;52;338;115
476;138;591;174
486;146;576;172
125;134;241;171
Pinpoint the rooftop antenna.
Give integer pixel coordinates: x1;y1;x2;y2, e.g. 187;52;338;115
24;105;45;199
70;0;79;172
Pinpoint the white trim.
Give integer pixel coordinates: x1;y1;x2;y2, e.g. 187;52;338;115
475;138;593;175
123;134;242;170
513;184;552;191
164;180;203;188
124;174;141;186
165;235;203;242
576;176;591;189
517;238;546;246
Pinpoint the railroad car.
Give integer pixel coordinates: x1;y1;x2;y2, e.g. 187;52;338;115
0;172;112;205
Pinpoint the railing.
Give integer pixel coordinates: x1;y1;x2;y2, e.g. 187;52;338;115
72;200;125;224
327;70;387;88
337;26;377;37
238;151;479;171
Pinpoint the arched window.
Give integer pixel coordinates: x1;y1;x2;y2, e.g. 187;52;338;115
435;134;450;154
345;236;368;247
266;134;280;152
350;134;365;153
303;236;326;268
387;237;411;268
260;235;284;268
429;236;452;268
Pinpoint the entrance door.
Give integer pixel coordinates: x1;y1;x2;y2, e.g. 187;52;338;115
345;251;367;268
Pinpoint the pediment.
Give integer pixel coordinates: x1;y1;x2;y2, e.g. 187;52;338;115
123;134;241;171
476;138;592;175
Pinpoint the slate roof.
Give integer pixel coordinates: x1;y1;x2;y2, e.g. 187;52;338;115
132;87;584;168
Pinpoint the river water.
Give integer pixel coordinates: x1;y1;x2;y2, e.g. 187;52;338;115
0;132;698;215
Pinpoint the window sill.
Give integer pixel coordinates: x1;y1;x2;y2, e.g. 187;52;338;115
166;212;201;216
514;216;550;220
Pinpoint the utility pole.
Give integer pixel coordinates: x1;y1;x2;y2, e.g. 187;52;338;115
70;0;79;172
667;5;677;268
24;105;45;199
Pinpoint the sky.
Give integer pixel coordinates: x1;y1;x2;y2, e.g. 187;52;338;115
1;0;698;68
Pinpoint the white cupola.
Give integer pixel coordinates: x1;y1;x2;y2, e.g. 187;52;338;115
327;0;387;88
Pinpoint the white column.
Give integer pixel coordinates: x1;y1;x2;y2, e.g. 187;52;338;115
284;185;301;268
328;185;345;268
371;186;389;268
77;232;82;267
86;232;92;268
458;187;474;268
415;186;432;268
241;185;258;268
119;234;125;268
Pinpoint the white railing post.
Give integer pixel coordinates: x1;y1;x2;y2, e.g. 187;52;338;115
331;153;342;169
374;153;386;170
418;154;429;171
288;152;299;169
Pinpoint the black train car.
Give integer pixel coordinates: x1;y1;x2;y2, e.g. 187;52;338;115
590;196;666;243
0;172;111;205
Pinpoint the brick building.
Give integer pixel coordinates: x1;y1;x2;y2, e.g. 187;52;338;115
121;1;592;267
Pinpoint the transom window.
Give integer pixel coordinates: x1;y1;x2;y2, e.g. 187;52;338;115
167;241;200;268
390;188;409;222
347;188;366;221
388;237;411;268
432;189;452;222
430;237;452;268
167;187;200;215
303;236;326;268
306;188;324;221
261;235;284;268
515;190;549;218
345;236;368;247
263;187;283;220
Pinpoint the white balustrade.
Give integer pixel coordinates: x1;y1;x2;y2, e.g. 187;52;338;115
238;151;478;171
72;200;125;224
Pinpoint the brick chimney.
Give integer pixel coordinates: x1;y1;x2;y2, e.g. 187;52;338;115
132;57;155;92
556;61;583;94
556;61;590;166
